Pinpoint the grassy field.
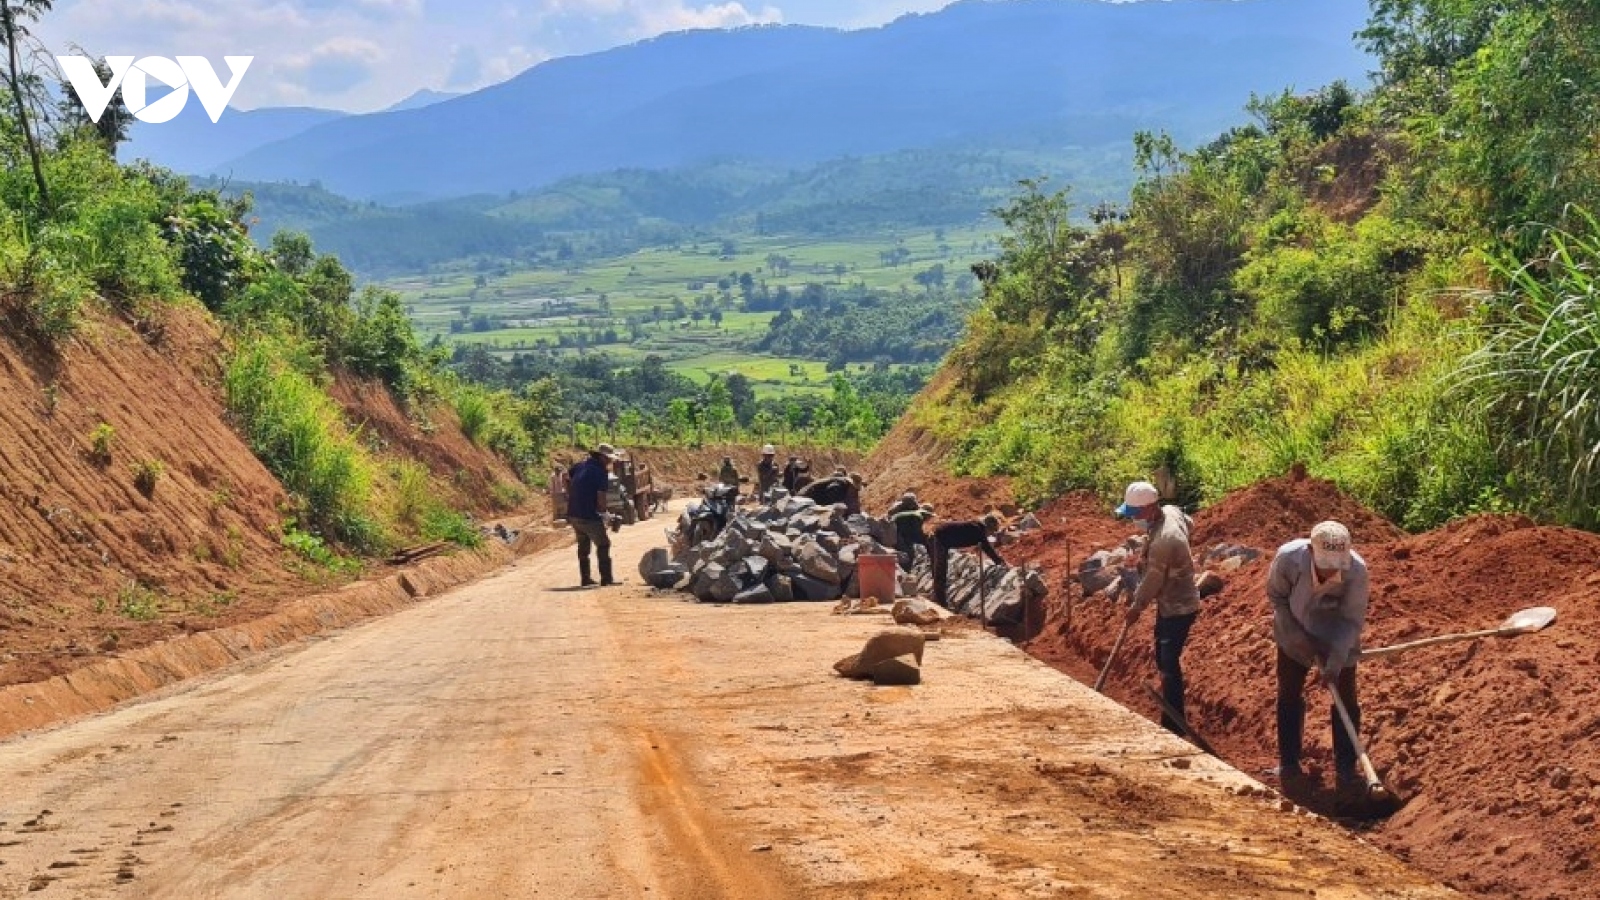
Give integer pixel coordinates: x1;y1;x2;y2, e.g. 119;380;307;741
385;227;995;396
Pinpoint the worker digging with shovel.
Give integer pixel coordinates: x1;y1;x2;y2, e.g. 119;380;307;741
1267;520;1399;815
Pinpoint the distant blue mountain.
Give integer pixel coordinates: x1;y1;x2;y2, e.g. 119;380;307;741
382;89;461;113
121;103;348;176
206;0;1373;200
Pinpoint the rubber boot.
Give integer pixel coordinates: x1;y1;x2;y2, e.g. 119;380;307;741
578;554;596;587
598;554;618;587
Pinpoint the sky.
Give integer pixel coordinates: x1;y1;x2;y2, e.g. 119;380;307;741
32;0;956;112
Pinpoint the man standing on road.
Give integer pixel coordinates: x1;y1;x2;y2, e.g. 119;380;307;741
928;514;1005;609
1117;481;1200;735
1267;520;1369;791
756;444;780;498
567;444;620;587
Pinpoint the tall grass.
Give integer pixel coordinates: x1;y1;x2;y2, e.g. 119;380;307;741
454;389;491;444
1454;212;1600;528
224;336;387;551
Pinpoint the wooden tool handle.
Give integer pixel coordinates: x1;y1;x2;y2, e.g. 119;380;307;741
1329;686;1382;789
1358;626;1507;661
1094;619;1133;693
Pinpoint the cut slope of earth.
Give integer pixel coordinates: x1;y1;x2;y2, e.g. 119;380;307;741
0;305;538;689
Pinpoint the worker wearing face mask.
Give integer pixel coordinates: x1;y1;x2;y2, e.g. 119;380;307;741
1115;481;1201;735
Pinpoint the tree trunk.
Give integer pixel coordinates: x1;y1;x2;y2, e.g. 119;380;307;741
1;6;50;214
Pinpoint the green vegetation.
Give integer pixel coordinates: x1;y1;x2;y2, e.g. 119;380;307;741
927;1;1600;534
224;336;387;551
88;422;115;461
202;148;1115;278
130;458;164;497
281;519;360;574
115;581;163;622
381;226;979;444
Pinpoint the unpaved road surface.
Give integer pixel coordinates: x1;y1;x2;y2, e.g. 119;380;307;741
0;517;1457;899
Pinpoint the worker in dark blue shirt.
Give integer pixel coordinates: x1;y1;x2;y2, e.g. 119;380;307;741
929;515;1005;609
566;443;619;587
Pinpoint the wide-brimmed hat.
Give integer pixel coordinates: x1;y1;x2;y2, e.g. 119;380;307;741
595;443;617;459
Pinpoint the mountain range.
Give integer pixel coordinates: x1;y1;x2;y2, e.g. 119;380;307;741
128;0;1374;203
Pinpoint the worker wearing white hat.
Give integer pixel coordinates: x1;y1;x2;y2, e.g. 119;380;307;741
1267;520;1369;791
1116;480;1200;735
756;444;779;499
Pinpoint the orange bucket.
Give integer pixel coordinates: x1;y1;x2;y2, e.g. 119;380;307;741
857;553;899;601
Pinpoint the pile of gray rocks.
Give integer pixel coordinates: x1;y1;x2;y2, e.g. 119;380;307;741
639;493;1048;627
638;495;899;604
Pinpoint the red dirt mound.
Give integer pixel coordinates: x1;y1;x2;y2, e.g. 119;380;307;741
1014;474;1600;900
1189;471;1405;551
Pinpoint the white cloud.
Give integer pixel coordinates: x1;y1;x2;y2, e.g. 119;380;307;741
277;36;385;95
636;2;784;33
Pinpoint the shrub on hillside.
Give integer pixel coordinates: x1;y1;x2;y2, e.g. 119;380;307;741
224;336;388;552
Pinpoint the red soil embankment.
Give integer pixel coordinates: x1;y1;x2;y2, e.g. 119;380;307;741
0;304;542;690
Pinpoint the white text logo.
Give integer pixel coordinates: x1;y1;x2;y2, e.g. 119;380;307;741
57;56;253;124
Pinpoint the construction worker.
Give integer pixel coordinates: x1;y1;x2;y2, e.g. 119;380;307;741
781;455;804;493
928;514;1005;609
756;444;780;498
1268;520;1369;791
718;455;741;502
567;444;620;587
887;493;932;572
1117;481;1200;736
797;471;851;507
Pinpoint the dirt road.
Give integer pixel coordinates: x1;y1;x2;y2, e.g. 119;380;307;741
0;517;1458;899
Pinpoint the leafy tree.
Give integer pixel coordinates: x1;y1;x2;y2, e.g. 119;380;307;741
344;287;421;392
56;53;132;152
1;0;54;211
270;230;315;277
167;193;260;312
725;372;755;422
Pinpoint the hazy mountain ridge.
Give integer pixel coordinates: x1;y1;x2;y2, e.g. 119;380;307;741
208;0;1373;200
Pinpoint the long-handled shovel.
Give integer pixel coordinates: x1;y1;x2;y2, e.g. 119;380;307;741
1093;616;1133;693
1143;684;1219;756
1328;685;1404;817
1359;606;1556;662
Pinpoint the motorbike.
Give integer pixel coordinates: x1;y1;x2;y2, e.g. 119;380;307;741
686;482;738;546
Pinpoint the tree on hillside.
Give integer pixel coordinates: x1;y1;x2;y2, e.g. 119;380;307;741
1;0;54;211
725;372;755;423
56;52;132;152
271;231;315;277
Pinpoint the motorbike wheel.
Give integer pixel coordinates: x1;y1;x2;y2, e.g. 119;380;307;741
689;519;716;547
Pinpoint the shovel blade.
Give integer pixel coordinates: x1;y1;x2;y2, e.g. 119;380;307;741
1504;606;1557;634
